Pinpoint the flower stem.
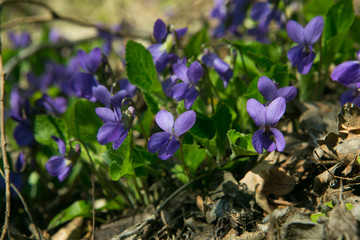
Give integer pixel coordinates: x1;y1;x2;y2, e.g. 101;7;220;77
122;97;148;147
180;141;191;179
69;138;134;208
129;132;145;206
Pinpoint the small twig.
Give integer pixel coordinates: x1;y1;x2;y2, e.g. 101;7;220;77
0;169;42;240
91;174;95;240
1;0;149;39
0;3;11;237
4;36;97;74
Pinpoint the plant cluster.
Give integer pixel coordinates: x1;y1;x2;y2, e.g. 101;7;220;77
1;0;359;237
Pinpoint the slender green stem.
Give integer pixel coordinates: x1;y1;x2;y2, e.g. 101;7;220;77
69;138;134;208
180;141;191;178
238;47;250;85
315;34;324;100
129;133;145;206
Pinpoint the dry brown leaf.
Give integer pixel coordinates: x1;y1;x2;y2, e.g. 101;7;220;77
239;153;295;213
318;103;360;162
327;202;360;239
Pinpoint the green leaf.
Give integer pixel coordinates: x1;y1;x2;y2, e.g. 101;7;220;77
304;0;334;21
266;64;289;88
323;33;347;65
227;129;258;157
190;114;217;156
174;144;206;174
72;99;102;143
125;40;165;98
171;164;189;184
142;91;161;114
105;130;134;180
311;212;327;223
323;0;354;41
230;41;281;71
184;27;209;58
33;114;67;145
214;104;232;156
47;200;91;230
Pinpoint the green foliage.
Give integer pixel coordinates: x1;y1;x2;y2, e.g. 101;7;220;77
105;129;134;180
304;0;334;21
33;114;68;146
227;129;257;157
174;144;207;174
125;40;165;114
184;27;209;58
323;0;354;65
72;99;102;143
171;164;189;183
190;114;217;156
48;200;91;230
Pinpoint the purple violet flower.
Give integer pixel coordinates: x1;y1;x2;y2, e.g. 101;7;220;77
35;94;67;116
92;84;131;108
96;106;134;149
331;51;360;87
257;76;297;103
247;97;286;153
97;24;121;55
202;52;233;88
71;72;98;101
45;136;74;182
7;31;32;49
148;19;187;72
77;47;102;74
248;2;284;43
171;61;203;109
148;110;196;160
210;0;250;37
286;16;324;75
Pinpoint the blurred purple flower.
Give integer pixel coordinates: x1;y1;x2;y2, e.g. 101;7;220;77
10;88;35;147
16;152;26;172
148;110;196;160
45;136;73;182
7;31;31;49
35;94;67;116
248;2;284;43
247;97;286;153
257;76;297;103
96;106;134;149
77;47;102;74
71;72;98;101
286;16;324;74
97;24;121;55
171;61;203;109
148;19;187;72
49;29;67;43
202;52;233;88
0;172;24;197
119;79;136;97
210;0;250;37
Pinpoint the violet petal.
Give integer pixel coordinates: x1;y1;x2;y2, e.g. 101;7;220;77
155;110;174;133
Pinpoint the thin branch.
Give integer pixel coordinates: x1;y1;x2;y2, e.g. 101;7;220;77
0;169;42;240
91;174;95;240
2;15;52;29
4;36;97;74
1;0;149;39
0;3;11;237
